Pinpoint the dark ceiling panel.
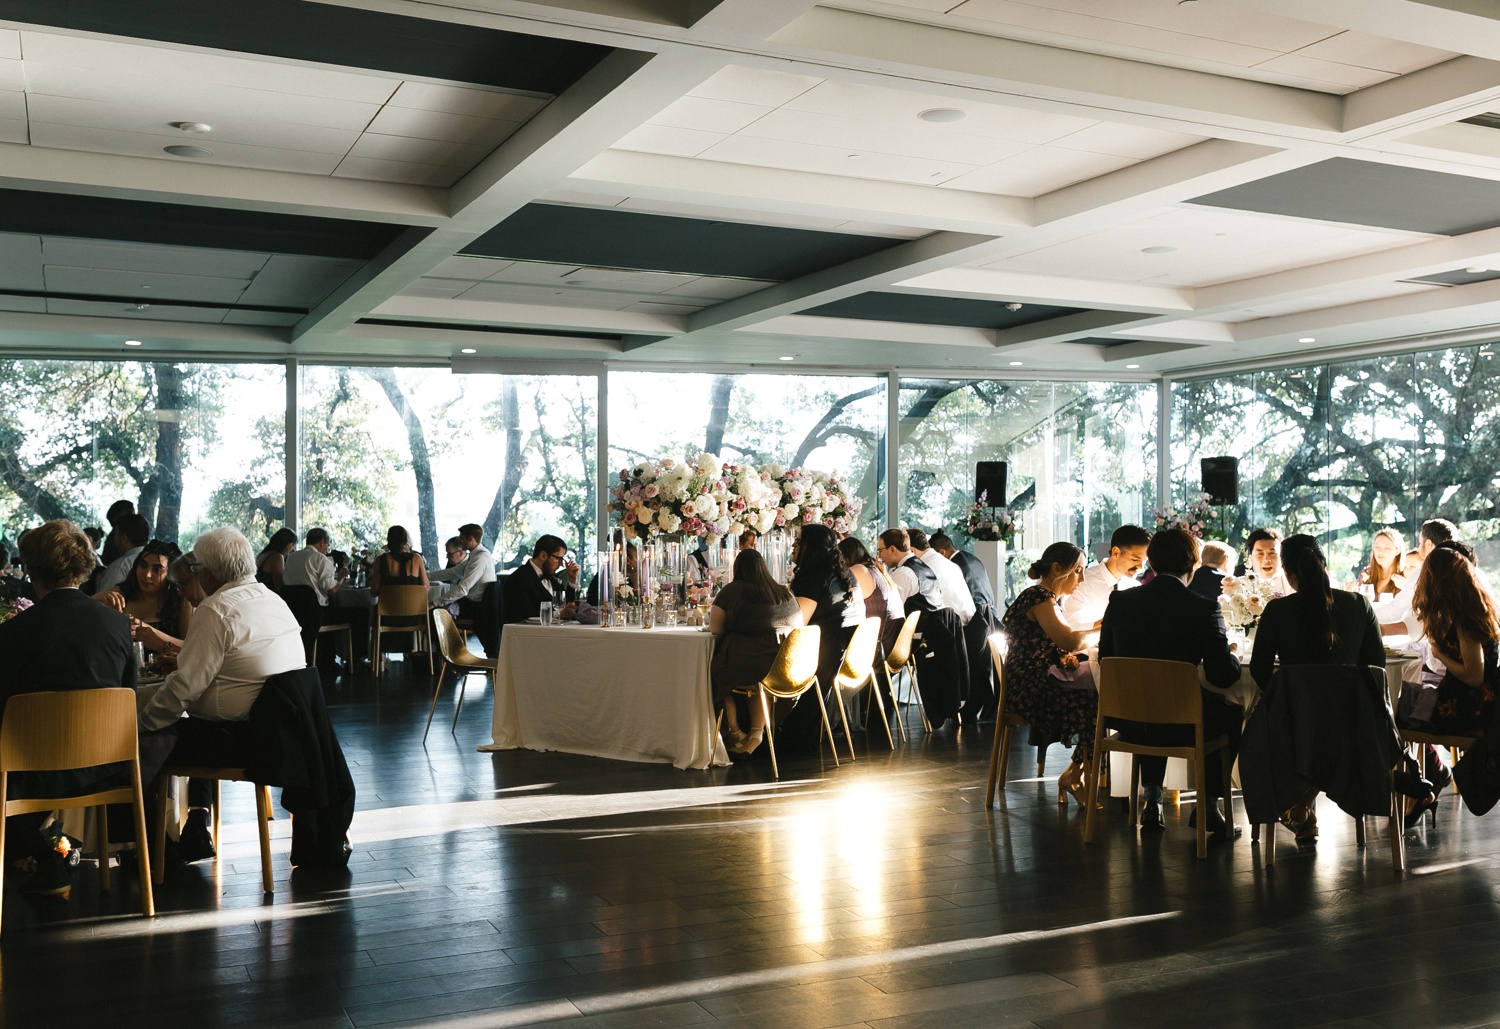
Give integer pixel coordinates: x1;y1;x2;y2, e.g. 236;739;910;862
0;0;612;94
0;188;408;259
1188;158;1500;236
1068;336;1136;348
462;204;903;280
1404;268;1500;286
805;292;1082;329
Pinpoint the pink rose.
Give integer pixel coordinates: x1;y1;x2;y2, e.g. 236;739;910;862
774;512;787;526
644;483;659;498
802;509;816;523
624;512;637;525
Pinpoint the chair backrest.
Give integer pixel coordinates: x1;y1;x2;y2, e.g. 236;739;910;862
986;632;1010;716
1;689;139;775
377;584;429;620
1096;657;1203;726
886;611;921;668
759;625;822;698
280;584;321;634
834;618;881;692
431;608;467;664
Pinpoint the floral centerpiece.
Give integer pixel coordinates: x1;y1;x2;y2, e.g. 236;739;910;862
1151;491;1218;538
1219;575;1281;630
609;453;723;542
764;466;863;534
0;595;32;621
963;491;1016;543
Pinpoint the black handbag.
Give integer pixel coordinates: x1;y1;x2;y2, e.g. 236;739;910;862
1454;736;1500;816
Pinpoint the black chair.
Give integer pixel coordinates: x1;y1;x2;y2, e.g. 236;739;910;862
280;585;353;668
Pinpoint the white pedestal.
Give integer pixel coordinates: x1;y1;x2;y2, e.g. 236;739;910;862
973;540;1007;605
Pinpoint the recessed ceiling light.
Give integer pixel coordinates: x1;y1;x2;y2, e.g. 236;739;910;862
163;145;213;158
1141;246;1177;254
1298;336;1316;343
779;355;795;361
918;108;967;123
1008;360;1023;366
172;121;212;133
846;154;861;159
123;339;143;347
1482;350;1495;357
1126;363;1140;369
460;348;477;354
1466;267;1487;274
1178;0;1199;6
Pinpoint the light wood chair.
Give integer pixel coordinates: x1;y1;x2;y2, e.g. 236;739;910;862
984;633;1032;807
879;611;927;736
1083;657;1234;859
371;584;433;676
1388;728;1478;872
152;770;275;894
281;585;354;669
428;608;498;742
829;617;889;758
0;688;154;932
716;626;834;780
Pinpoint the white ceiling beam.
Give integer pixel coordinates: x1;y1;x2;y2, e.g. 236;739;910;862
1233;276;1500;343
749;313;996;349
893;268;1193;314
292;47;726;343
686;0;821;37
1342;56;1500;136
370;295;686;336
1227;0;1500;60
992;310;1164;350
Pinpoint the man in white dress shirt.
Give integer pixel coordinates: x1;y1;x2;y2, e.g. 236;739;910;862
876;528;943;610
909;528;976;624
283;527;344;607
96;513;151;592
429;522;497;620
1063;524;1151;630
139;527;305;862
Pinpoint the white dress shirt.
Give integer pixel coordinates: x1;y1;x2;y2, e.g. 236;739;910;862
886;557;919;602
284;546;338;606
429;544;496;605
917;548;976;623
139;577;305;731
1063;561;1138;629
98;545;144;592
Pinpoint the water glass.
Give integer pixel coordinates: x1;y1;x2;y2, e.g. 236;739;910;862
538;601;553;627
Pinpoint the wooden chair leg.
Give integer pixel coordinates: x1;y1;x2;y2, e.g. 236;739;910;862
212;780;222;859
759;691;779;780
131;764;154;918
255;784;274;894
1264;821;1276;866
1355;815;1366;847
866;683;895;750
97;803;112;892
1391;775;1407;872
1037;741;1049;777
423;663;450;743
425;621;434;675
1219;745;1235;842
1194;743;1209;860
1082;728;1105;843
832;687;857;764
153;776;171;885
984;714;1006;808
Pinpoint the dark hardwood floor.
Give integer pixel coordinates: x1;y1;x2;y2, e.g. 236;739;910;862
3;659;1498;1028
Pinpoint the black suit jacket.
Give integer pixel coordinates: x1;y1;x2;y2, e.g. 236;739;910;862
1098;574;1240;689
950;550;996;609
1186;565;1226;601
501;561;578;625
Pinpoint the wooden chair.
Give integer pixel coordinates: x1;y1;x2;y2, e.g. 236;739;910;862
281;585;354;669
716;626;835;780
984;633;1031;806
880;611;928;736
428;608;498;742
1083;657;1234;859
1389;728;1478;872
0;689;154;932
371;584;433;676
152;770;275;894
829;618;889;758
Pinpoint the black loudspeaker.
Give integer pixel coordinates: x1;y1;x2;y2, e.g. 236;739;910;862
1201;456;1238;505
976;461;1007;507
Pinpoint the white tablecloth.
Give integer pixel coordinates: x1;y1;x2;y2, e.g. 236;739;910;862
479;623;729;770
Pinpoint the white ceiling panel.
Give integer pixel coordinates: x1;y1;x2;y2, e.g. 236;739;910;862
387;82;549;121
428;256;515;281
43;265;252;303
44;298;230;322
687;65;824;107
0;88;23;121
29;122;344;175
613;123;725;157
0;58;23;93
737;107;1034;165
1208;280;1442;321
1292;30;1455;73
0;115;25;144
41;239;269;279
26;93;361;154
0;233;43;290
649;95;775;134
400;284;471;300
345;132;493;167
0;29;19;61
938;145;1134;196
486;261;584;284
696;133;979;184
365;105;517;146
1051;121;1203;160
661;277;775;299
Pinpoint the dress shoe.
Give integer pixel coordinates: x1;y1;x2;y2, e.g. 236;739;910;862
1189;801;1242;840
1140;800;1166;832
177;810;216;863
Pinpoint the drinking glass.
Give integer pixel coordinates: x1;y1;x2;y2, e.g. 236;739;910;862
539;601;553;627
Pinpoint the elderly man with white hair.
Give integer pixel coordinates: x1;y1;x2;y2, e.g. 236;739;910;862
139;527;304;861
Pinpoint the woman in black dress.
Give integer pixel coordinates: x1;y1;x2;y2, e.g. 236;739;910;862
1000;541;1094;806
1249;534;1383;840
710;549;803;754
255;527;298;592
370;524;430;596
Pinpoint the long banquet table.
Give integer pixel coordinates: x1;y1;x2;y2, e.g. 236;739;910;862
478;622;730;770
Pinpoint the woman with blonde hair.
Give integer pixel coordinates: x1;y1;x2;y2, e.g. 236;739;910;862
1359;527;1411;599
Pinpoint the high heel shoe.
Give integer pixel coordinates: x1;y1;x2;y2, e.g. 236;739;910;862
1404;794;1438;830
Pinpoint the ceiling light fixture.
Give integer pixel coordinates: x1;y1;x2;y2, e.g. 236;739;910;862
1482;350;1495;357
779;355;795;361
1141;246;1177;254
163;145;213;158
460;348;477;354
1008;360;1023;366
123;339;143;347
1298;336;1316;343
1005;302;1023;311
1126;363;1141;369
918;108;967;123
1466;267;1487;274
172;121;212;134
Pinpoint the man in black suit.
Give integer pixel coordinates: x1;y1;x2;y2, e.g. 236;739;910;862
1099;528;1242;834
0;520;136;893
930;531;996;609
932;531;1000;721
502;534;580;626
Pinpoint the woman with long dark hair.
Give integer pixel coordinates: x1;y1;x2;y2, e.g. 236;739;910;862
1249;534;1383;839
710;548;803;754
370;524;430;596
255;527;298;591
774;523;863;752
838;535;903;639
1000;541;1095;806
107;539;195;653
1410;546;1500;739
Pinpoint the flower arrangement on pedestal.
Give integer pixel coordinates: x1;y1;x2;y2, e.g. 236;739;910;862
1151;491;1219;538
610;454;864;542
1219;575;1281;629
963;491;1016;543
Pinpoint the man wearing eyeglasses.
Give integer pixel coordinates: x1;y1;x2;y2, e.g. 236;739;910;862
502;534;580;626
429;523;497;623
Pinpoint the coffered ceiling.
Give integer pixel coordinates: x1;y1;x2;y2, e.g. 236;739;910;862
6;0;1500;378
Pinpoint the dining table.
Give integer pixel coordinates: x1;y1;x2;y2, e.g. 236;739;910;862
478;621;730;770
